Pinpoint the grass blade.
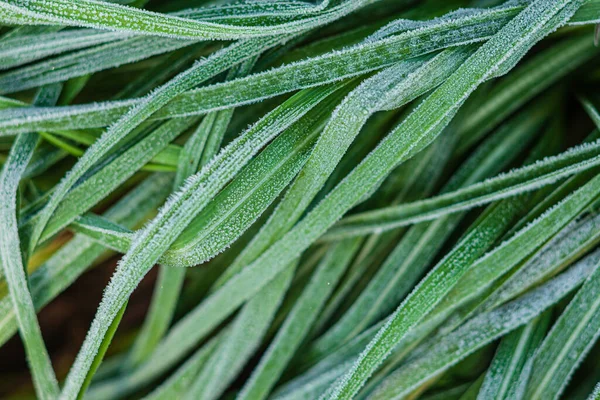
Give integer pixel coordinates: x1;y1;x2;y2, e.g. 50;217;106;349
183;263;296;400
325;135;600;239
0;28;128;70
3;0;368;40
58;83;342;399
368;251;600;400
310;104;544;361
320;1;584;397
28;36;284;257
476;314;550;400
236;238;362;400
0;85;61;399
525;249;600;399
125;60;254;368
0;1;550;133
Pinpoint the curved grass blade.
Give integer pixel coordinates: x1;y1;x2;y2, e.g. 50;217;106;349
0;35;201;95
113;4;586;400
68;86;346;266
0;174;171;348
58;83;343;399
143;82;342;400
310;105;544;360
320;3;588;397
78;84;348;397
125;59;254;368
368;252;600;400
0;28;128;70
31;116;198;244
324;136;600;240
235;238;362;400
78;300;128;400
476;314;550;400
210;57;437;287
2;0;367;40
0;85;61;399
28;36;285;258
326;123;566;398
268;134;559;400
309;124;456;344
525;251;600;399
213;47;474;291
0;1;547;133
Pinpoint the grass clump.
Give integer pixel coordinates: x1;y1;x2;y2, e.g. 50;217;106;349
1;0;600;399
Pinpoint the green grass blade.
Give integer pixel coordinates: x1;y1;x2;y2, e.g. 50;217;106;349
184;262;296;400
142;335;221;400
0;28;127;70
0;173;171;347
525;251;600;399
310;106;544;361
456;33;598;155
368;252;600;400
320;1;584;396
476;314;550;400
0;1;544;133
236;238;362;400
58;83;342;399
3;0;369;40
211;56;442;288
77;300;128;400
0;35;200;94
0;85;61;399
32;116;198;244
68;86;346;266
133;3;584;399
125;60;253;368
28;36;284;257
480;211;600;312
325;136;600;239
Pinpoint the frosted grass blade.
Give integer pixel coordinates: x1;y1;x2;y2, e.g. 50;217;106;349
525;251;600;399
236;238;362;400
589;382;600;400
479;211;600;312
58;83;342;399
0;1;544;133
321;3;587;396
183;263;296;400
31;116;198;244
142;335;221;400
0;174;171;348
28;36;284;257
368;251;600;400
0;28;128;70
476;315;550;400
325;136;600;239
0;35;199;95
2;0;369;40
211;56;440;288
0;85;61;399
126;59;254;368
456;33;598;154
119;4;586;400
310;106;544;360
